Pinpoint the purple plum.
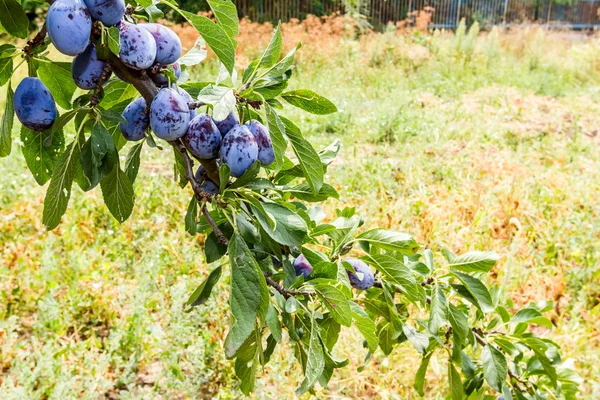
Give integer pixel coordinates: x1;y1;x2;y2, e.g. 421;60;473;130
345;259;375;290
202;180;219;196
220;125;258;178
139;23;182;65
118;21;157;70
14;78;57;132
150;62;181;87
214;111;239;137
195;165;207;182
150;88;190;141
293;254;312;278
120;97;148;141
71;44;110;90
175;86;197;119
245;120;275;166
182;113;221;160
83;0;124;26
46;0;92;56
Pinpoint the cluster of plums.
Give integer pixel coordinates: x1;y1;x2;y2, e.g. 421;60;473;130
293;255;375;290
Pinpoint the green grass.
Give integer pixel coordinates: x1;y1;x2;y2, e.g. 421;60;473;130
2;24;600;398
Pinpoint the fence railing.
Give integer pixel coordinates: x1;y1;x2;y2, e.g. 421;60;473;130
233;0;600;29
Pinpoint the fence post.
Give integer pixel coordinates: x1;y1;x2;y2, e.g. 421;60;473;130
503;0;509;24
456;0;462;27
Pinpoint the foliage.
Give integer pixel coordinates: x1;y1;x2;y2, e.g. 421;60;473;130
0;0;583;398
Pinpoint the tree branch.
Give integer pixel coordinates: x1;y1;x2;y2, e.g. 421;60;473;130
90;64;113;107
23;24;47;56
188;101;207;110
265;275;311;298
202;205;229;246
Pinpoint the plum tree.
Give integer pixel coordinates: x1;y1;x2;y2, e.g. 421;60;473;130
46;0;92;56
344;259;375;290
0;1;580;398
82;0;125;26
150;88;190;140
246;120;275;166
72;44;110;90
13;78;57;132
182;113;221;160
293;254;312;278
214;111;239;137
139;23;182;65
118;21;157;70
220;125;259;177
120;97;148;142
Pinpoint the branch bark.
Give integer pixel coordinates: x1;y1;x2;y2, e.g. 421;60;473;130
264;275;311;298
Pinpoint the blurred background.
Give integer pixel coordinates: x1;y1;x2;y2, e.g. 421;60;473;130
1;2;600;399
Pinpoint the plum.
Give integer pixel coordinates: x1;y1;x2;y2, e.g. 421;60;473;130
150;88;190;141
71;44;110;90
245;120;275;166
214;112;239;137
46;0;92;56
345;259;374;290
83;0;124;26
182;114;221;160
202;180;219;196
14;78;57;132
120;97;148;141
139;23;182;65
150;62;181;87
118;21;157;70
220;125;258;178
175;87;197;119
293;254;312;278
195;165;207;182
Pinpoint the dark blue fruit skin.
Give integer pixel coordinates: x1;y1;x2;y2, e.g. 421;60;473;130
120;97;148;141
195;165;207;182
14;78;57;132
220;125;258;178
346;259;375;290
202;180;219;195
139;23;182;65
293;254;312;278
83;0;124;26
71;44;110;90
47;0;92;56
118;21;157;70
182;114;221;160
150;88;190;141
245;120;275;166
214;112;239;137
151;62;181;87
175;87;197;119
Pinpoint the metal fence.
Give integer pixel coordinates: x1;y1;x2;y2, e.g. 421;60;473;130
233;0;600;29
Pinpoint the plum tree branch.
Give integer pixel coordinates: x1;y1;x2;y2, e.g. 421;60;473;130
264;275;311;298
23;24;47;56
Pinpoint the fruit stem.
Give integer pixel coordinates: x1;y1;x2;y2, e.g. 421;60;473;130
22;24;47;57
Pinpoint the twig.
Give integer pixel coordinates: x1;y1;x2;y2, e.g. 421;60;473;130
202;206;229;246
170;139;212;201
90;64;113;107
22;24;47;56
421;277;434;286
188;101;207;110
265;275;311;298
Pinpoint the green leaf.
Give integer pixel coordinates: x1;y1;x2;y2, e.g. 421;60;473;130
250;202;307;247
124;140;144;183
99;81;138;109
0;54;13;87
350;301;378;352
378;322;394;355
414;353;433;396
481;345;508;392
312;281;352;327
402;323;429;354
0;81;13;157
228;160;260;189
234;329;260;395
448;304;469;341
100;166;135;223
511;307;553;328
263;43;300;79
357;229;419;255
178;37;208;67
280;116;323;194
448;361;464;400
225;234;269;358
197;84;236;121
107;26;121;55
266;303;282;343
0;0;28;38
285;183;339;202
185;197;198;235
447;250;500;273
502;385;514;400
37;61;77;110
173;146;188;189
21;125;65;185
429;285;448;332
186;266;222;308
80;123;118;189
281;90;338;115
264;104;286;170
361;254;424;304
178;10;236;74
258;22;282;69
207;0;239;38
452;271;495;313
295;313;325;396
42;134;83;230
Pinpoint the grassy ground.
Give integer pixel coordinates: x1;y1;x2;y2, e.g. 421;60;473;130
2;21;600;399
